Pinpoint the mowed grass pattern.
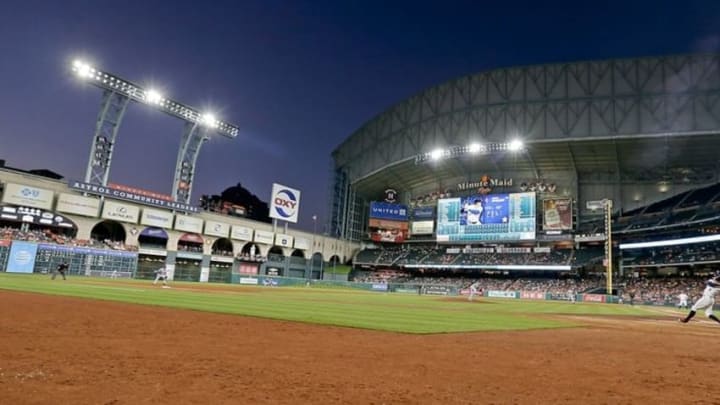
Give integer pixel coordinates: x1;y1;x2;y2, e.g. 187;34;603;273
0;274;657;334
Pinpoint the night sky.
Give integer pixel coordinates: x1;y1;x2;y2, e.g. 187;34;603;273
1;0;718;232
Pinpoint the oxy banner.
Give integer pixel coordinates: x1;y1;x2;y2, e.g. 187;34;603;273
487;290;518;299
269;183;301;223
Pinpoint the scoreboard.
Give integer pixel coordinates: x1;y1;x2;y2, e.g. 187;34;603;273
436;192;536;242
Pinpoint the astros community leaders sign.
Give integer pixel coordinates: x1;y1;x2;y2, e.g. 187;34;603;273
69;180;198;213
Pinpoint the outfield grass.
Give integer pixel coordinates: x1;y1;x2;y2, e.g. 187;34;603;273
0;273;658;334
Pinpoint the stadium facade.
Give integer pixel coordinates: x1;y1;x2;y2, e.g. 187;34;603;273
330;53;720;243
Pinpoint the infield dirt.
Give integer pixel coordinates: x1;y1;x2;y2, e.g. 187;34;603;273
1;290;718;404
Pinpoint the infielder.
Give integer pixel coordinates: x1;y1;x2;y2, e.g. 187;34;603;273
153;267;169;287
468;281;480;301
677;292;689;310
463;199;484;225
679;273;720;324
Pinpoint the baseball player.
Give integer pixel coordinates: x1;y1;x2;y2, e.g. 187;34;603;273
468;281;480;301
463;199;483;225
677;292;689;310
51;261;68;280
679;273;720;324
153;267;169;287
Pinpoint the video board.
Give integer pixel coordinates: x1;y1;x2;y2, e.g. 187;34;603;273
436;192;536;242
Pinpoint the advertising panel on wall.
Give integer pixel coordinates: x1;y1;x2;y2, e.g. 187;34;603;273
274;233;294;248
204;220;230;238
174;215;203;233
293;237;310;250
542;198;573;230
69;180;198;213
6;241;38;273
411;206;435;219
101;200;140;224
254;230;274;245
56;193;100;217
269;183;301;223
368;218;408;242
140;208;174;229
410;220;434;235
1;183;54;210
230;225;253;241
436;192;536;242
1;205;75;228
369;202;408;221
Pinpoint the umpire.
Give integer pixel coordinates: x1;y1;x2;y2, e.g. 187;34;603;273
51;261;68;280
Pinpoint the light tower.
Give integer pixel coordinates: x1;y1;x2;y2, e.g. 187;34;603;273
70;60;239;204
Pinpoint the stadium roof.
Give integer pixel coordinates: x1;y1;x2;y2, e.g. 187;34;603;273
351;132;720;198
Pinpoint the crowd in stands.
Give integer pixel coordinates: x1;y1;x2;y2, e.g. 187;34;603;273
623;241;720;266
177;243;203;253
0;227;137;251
356;245;574;267
620;276;708;306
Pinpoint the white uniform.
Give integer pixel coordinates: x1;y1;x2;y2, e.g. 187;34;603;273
678;293;689;309
468;282;480;301
690;281;719;317
153;267;168;285
464;202;483;225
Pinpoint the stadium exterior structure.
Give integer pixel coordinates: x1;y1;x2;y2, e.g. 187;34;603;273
0;166;359;278
330;53;720;242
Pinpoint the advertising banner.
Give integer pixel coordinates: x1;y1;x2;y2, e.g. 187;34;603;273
543;198;573;230
520;291;546;300
293;237;310;250
230;225;253;241
1;206;75;228
140;208;174;229
254;230;274;245
274;233;294;248
69;180;198;213
139;227;168;239
101;200;139;224
422;285;451;295
2;183;54;210
410;220;434;235
269;183;301;223
237;263;259;275
583;294;606;303
55;193;100;217
368;218;409;230
369;202;408;221
6;241;38;273
487;290;518;299
204;220;230;238
370;228;407;243
412;207;435;219
174;215;203;233
239;277;259;285
371;283;389;291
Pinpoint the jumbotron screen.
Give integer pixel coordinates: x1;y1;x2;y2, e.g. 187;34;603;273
436;192;536;242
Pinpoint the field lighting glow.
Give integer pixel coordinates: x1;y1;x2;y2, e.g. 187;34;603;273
145;89;164;104
430;149;444;160
468;143;482;153
69;59;239;138
508;139;524;151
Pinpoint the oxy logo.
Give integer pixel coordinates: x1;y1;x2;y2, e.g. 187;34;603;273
20;188;40;198
273;189;298;218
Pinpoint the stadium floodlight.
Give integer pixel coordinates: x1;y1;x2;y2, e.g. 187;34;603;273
69;60;239;138
200;112;219;128
619;234;720;250
145;89;164;105
508;139;524;151
468;143;482;153
430;148;444;161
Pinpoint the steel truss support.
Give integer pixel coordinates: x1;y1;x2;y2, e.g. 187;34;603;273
84;90;130;185
172;122;209;204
